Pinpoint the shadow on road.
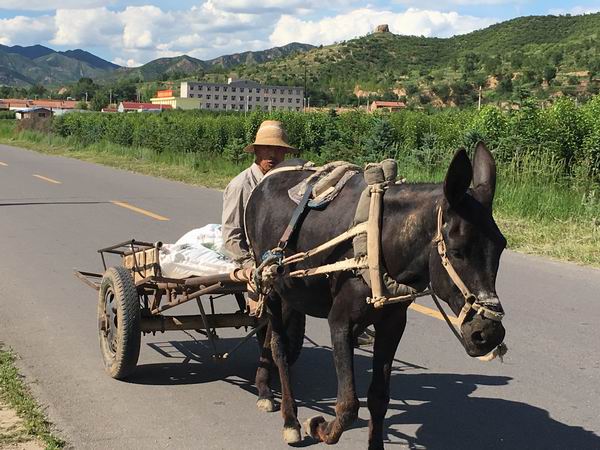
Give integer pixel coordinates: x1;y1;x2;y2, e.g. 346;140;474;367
132;337;600;449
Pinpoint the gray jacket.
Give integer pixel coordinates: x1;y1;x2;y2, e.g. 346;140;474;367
221;163;264;265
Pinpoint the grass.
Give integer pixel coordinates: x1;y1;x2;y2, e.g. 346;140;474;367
0;346;65;449
0;119;598;267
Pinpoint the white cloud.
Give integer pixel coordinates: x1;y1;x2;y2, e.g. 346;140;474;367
209;0;358;14
112;57;141;67
0;15;55;46
51;8;121;46
548;6;600;15
270;7;496;46
0;0;113;10
393;0;519;6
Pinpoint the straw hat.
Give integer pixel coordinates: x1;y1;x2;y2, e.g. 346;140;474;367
243;120;298;153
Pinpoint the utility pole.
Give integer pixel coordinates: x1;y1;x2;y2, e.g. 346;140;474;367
478;85;482;111
85;91;88;102
109;89;112;106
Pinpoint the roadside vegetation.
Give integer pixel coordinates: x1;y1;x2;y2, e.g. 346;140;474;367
0;100;598;267
0;346;64;449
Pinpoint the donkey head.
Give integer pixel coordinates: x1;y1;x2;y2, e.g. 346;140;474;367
429;142;507;357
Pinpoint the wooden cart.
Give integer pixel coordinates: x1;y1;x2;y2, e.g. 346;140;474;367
75;239;264;380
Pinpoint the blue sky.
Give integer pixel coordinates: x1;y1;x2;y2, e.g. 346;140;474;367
0;0;598;67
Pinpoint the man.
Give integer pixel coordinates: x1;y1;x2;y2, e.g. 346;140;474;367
221;120;297;267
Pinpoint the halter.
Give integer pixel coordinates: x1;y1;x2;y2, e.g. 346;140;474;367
433;206;505;327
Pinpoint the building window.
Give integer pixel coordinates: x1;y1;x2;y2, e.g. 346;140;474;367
190;94;194;98
232;87;236;92
223;95;228;100
263;97;267;102
296;98;300;103
272;89;277;94
248;105;252;110
215;86;220;91
207;86;211;91
256;88;261;93
240;88;245;92
223;104;226;109
206;103;211;108
296;107;300;111
190;85;194;90
288;89;292;94
240;96;245;101
207;94;211;99
288;98;292;103
280;98;284;102
224;87;228;92
215;95;219;100
248;96;252;101
231;95;236;100
199;94;203;98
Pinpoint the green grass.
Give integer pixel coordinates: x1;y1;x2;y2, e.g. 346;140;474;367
0;120;598;267
0;346;65;449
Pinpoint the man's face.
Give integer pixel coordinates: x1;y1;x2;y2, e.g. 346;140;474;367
254;145;286;173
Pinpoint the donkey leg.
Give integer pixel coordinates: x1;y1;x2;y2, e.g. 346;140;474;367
269;297;302;444
305;320;359;445
255;321;276;412
367;306;407;450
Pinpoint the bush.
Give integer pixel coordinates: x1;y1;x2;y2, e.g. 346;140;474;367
50;96;600;182
0;110;15;120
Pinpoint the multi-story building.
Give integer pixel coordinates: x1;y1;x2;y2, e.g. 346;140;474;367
180;79;304;112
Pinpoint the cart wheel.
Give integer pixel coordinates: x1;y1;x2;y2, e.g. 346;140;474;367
98;266;141;380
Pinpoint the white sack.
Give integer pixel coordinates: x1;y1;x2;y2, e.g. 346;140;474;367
159;225;238;278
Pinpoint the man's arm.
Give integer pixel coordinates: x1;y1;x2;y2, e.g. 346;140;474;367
221;180;252;265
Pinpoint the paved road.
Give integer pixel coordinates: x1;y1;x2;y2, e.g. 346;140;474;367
0;143;599;450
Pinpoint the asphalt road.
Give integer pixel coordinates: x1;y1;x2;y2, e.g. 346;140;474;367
0;143;599;450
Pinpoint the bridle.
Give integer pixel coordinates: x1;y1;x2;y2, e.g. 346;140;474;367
433;206;505;328
429;206;507;360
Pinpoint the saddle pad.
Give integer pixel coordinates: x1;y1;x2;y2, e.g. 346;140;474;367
288;161;361;208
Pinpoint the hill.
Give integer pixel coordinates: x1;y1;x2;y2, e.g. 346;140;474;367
104;42;315;82
0;45;120;86
232;14;600;105
0;42;314;87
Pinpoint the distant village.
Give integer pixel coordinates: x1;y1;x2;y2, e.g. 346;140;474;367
1;78;405;120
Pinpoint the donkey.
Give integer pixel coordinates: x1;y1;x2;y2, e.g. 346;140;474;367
245;143;507;449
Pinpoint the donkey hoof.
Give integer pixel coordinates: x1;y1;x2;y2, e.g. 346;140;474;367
303;415;326;440
283;426;302;444
256;397;276;412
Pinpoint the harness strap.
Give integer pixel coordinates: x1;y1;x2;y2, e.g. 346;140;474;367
277;178;317;250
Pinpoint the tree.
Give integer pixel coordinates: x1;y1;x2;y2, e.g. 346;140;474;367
463;52;480;74
28;84;47;98
362;117;397;161
90;90;109;111
543;66;557;84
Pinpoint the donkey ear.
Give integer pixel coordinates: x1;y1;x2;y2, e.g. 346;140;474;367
472;141;496;208
444;148;473;206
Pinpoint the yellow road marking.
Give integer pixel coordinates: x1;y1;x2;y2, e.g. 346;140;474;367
409;302;460;326
111;200;170;221
0;161;7;166
33;174;61;184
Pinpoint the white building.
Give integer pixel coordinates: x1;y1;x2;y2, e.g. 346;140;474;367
180;79;304;112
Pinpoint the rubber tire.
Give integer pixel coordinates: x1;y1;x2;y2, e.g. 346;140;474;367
283;305;305;366
98;266;141;380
